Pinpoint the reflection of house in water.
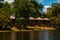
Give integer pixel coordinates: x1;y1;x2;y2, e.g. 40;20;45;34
29;17;52;27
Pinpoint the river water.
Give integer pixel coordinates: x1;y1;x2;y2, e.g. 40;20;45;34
0;30;60;40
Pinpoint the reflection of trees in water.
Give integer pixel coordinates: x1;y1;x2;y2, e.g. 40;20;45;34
0;31;60;40
40;31;60;40
40;31;49;40
57;31;60;40
16;31;59;40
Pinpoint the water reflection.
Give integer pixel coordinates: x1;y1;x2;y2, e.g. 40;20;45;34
0;30;60;40
40;31;49;40
16;31;59;40
39;31;58;40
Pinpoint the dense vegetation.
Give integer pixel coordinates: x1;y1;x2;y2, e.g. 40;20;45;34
0;0;60;30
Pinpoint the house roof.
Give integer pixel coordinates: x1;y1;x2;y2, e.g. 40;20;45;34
29;17;34;20
10;15;15;19
29;17;50;20
19;17;50;20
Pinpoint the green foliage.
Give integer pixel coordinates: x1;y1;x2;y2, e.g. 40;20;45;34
14;0;43;18
51;3;60;29
14;0;44;29
0;2;12;30
51;3;60;16
45;3;60;30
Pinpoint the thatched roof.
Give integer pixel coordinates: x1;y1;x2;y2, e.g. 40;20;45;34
43;18;50;20
29;17;34;20
29;17;50;20
19;17;50;20
36;17;43;20
10;15;15;19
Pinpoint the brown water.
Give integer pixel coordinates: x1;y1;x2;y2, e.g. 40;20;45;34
0;30;60;40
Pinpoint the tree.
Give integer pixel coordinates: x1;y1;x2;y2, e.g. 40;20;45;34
51;3;60;16
51;3;60;30
14;0;44;29
44;7;52;18
14;0;43;18
30;0;43;17
45;3;60;30
0;2;12;30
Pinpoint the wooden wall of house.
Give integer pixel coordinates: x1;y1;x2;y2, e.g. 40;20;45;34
29;20;53;27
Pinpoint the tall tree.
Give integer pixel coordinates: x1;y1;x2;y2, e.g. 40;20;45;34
14;0;44;29
51;3;60;16
14;0;43;18
0;2;12;29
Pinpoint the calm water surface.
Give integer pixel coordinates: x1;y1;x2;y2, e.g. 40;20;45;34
0;30;60;40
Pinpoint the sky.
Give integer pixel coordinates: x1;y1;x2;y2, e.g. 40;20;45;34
4;0;14;3
36;0;60;12
36;0;58;6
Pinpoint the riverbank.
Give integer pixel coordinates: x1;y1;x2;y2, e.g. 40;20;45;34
0;30;57;32
27;26;56;30
0;26;56;32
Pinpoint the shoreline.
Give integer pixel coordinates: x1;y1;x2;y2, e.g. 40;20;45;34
0;30;57;32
